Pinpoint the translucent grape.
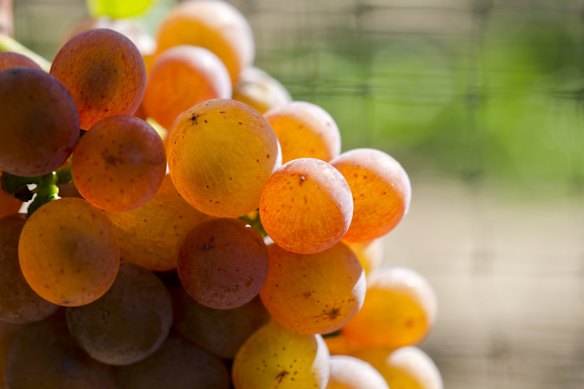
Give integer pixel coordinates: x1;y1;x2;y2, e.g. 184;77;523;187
66;263;173;365
178;218;268;309
107;175;212;271
50;29;146;130
327;355;389;389
116;336;230;389
144;45;231;130
0;68;79;176
0;52;41;70
331;148;412;242
260;243;365;335
233;67;291;114
346;238;384;276
19;198;120;307
0;215;57;324
167;99;278;218
265;102;341;163
342;268;437;349
72;115;166;212
259;158;353;254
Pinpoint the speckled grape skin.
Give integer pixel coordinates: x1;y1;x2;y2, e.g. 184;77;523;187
0;52;40;71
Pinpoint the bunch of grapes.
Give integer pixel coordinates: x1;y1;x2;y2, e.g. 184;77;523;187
0;1;443;388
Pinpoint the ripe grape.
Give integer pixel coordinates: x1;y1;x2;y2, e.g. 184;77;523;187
72;115;166;212
18;198;120;307
260;243;365;335
0;322;25;377
66;263;173;365
265;101;341;163
116;336;230;389
156;0;254;84
50;29;146;130
331;148;412;242
0;67;79;176
346;238;384;275
144;45;231;130
259;158;353;254
167;98;278;218
0;52;40;70
0;215;58;324
232;321;330;389
0;173;21;217
233;67;292;114
342;268;437;349
327;355;389;389
178;218;268;309
107;175;212;271
172;288;270;359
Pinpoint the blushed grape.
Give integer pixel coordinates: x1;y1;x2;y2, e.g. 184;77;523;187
0;52;40;70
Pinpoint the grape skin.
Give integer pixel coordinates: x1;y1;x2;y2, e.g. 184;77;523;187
327;355;389;389
0;52;40;71
233;66;292;114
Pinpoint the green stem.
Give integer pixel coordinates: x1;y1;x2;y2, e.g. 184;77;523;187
240;212;267;237
27;172;59;215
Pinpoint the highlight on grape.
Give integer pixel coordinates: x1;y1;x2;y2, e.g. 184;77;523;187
0;1;443;388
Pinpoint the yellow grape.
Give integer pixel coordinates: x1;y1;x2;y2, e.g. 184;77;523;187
168;98;278;218
19;198;120;307
265;101;341;163
342;268;437;350
233;67;292;114
345;238;384;276
327;355;388;389
260;243;365;335
331;148;412;242
232;321;330;389
259;158;353;254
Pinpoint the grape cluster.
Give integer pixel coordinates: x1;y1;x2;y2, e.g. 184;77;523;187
0;1;443;388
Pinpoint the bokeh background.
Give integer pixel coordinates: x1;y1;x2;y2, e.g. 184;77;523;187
11;0;584;387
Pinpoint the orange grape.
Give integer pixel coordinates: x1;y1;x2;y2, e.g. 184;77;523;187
260;243;365;335
346;238;384;275
156;0;254;84
178;218;268;309
331;148;412;242
0;67;79;176
167;99;278;218
233;67;292;114
232;321;330;389
327;355;389;389
144;45;231;130
107;175;212;271
259;158;353;254
265;101;341;163
19;198;120;307
0;215;57;324
0;173;22;217
0;52;41;70
324;333;360;356
72;115;166;212
50;28;146;130
342;268;437;350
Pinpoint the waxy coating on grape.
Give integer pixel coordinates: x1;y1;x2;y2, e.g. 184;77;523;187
178;218;269;309
50;28;146;130
168;98;278;218
260;158;353;254
331;148;412;242
18;198;120;307
0;68;79;177
233;66;292;114
0;52;41;71
327;355;389;389
260;243;366;335
72;115;166;212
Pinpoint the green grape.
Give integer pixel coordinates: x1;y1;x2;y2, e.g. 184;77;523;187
87;0;154;19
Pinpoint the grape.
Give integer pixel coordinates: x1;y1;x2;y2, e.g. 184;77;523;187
144;45;231;130
172;288;270;359
232;321;330;389
233;67;292;114
259;158;353;254
18;198;120;307
116;336;230;389
342;268;437;349
264;102;341;163
354;347;443;389
346;238;384;276
324;332;360;356
156;0;254;84
178;218;268;309
327;355;389;389
107;175;212;271
72;115;166;212
5;316;116;388
0;173;22;218
50;29;146;130
0;67;79;177
0;52;40;71
260;243;365;335
0;215;58;324
167;99;278;218
87;0;154;19
66;263;173;366
331;148;412;242
0;321;25;377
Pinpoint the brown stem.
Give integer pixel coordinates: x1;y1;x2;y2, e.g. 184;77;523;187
0;0;12;36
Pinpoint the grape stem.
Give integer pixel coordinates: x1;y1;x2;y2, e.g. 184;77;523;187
240;212;267;237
